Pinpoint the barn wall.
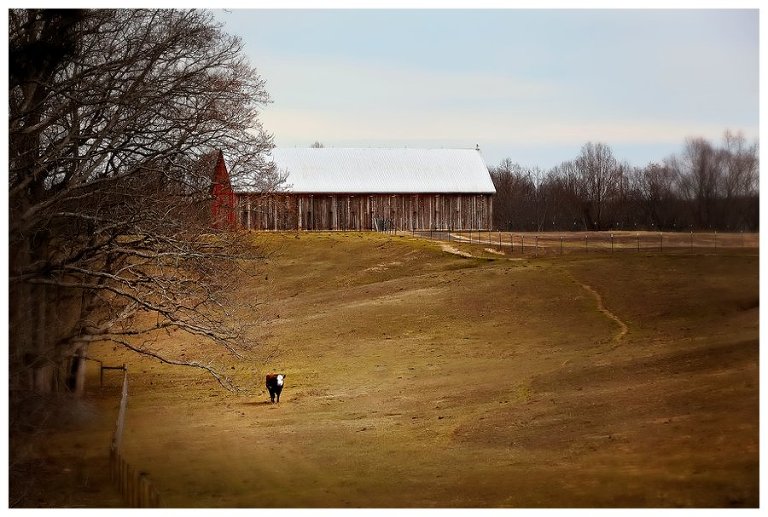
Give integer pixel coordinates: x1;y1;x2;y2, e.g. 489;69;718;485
237;193;494;231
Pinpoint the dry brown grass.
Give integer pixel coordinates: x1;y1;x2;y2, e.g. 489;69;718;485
13;231;759;508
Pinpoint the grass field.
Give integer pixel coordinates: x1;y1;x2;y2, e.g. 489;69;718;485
12;232;759;508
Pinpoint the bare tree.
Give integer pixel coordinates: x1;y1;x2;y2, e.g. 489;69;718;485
607;161;634;230
574;142;621;230
9;9;275;393
310;141;325;148
720;131;759;230
547;160;586;230
526;166;550;231
672;137;723;229
489;159;535;231
632;162;679;230
488;160;515;230
721;131;758;196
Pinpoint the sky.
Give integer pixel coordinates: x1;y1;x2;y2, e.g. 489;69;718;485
213;7;759;169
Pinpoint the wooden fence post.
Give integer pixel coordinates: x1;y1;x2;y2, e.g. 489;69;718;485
122;457;129;505
109;448;116;483
111;370;128;453
140;474;148;508
150;485;160;507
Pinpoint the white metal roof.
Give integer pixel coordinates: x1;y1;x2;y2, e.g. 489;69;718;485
240;148;496;194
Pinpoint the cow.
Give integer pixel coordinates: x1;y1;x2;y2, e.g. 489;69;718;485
265;373;286;403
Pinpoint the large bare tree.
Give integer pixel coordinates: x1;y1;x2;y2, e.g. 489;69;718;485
9;9;277;393
574;142;621;230
631;162;679;230
672;137;723;229
720;131;759;230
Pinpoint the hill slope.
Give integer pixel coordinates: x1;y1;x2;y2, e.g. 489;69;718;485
37;232;761;507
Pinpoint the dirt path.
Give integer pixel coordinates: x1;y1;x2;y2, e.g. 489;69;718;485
565;270;629;342
438;240;514;259
439;242;473;258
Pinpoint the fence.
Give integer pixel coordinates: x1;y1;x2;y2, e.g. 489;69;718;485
412;229;758;256
109;369;161;507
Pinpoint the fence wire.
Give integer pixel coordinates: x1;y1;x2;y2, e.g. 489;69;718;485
411;230;757;256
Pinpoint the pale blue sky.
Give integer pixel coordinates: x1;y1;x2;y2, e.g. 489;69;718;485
214;9;759;169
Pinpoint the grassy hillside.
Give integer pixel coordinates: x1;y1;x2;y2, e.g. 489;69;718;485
17;232;759;507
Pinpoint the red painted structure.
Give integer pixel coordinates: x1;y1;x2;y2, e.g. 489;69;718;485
210;150;236;229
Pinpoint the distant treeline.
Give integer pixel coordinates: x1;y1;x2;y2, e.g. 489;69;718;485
490;131;758;232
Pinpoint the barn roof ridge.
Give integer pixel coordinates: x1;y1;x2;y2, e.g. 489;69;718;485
282;146;481;150
234;146;496;195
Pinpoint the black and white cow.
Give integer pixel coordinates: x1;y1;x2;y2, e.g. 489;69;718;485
265;373;286;403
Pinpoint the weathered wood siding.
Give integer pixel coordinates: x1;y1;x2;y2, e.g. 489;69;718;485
237;193;494;231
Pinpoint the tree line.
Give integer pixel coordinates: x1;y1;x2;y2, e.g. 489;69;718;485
489;132;759;232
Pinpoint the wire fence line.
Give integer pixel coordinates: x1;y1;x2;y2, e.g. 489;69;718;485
411;229;758;256
109;369;161;508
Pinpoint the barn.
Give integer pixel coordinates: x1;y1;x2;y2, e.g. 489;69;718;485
223;147;495;231
209;150;237;229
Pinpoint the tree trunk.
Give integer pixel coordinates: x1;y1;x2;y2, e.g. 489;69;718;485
33;281;55;393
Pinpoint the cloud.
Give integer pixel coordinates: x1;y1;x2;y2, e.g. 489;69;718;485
259;54;557;110
264;105;755;148
258;52;756;146
223;9;757;168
